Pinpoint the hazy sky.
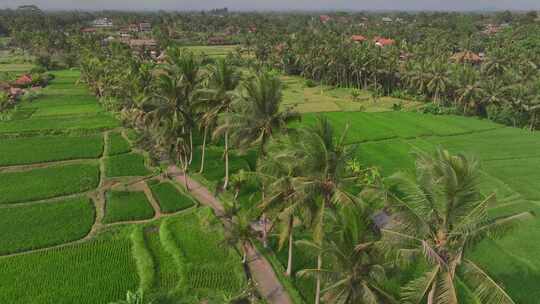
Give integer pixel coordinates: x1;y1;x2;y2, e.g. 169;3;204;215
2;0;540;11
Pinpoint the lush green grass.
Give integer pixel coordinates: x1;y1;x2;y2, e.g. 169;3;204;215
0;113;119;135
130;226;155;292
0;163;100;205
0;197;95;255
184;45;238;58
191;146;252;184
280;75;422;113
103;191;155;223
149;181;196;213
301;111;502;144
299;111;540;303
162;209;246;296
31;104;104;117
0;239;138;304
107;132;131;156
0;63;34;72
0;134;103;166
22;94;98;109
105;153;152;178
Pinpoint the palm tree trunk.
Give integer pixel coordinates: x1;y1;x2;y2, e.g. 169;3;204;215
223;130;229;190
262;213;268;248
199;127;207;173
286;216;294;276
315;252;322;304
188;131;193;165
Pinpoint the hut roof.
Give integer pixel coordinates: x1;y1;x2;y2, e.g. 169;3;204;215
351;35;367;42
14;74;32;86
450;51;482;64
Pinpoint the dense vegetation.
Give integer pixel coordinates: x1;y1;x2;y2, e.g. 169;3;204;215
1;6;540;304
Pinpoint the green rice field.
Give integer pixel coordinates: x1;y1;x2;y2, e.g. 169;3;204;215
0;134;103;166
0;163;100;205
149;181;197;213
103;191;155;223
0;197;95;255
105;152;152;177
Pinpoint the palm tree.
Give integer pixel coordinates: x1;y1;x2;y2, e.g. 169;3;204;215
219;70;299;158
426;59;451;105
290;116;361;304
200;59;241;176
298;204;397;304
223;210;258;265
256;141;308;276
378;149;533;304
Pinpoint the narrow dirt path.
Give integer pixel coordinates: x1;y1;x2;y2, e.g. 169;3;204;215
167;165;293;304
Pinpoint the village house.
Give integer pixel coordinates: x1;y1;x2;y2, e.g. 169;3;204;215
374;37;396;47
319;15;331;23
139;22;152;32
13;74;33;88
351;35;367;43
80;27;97;34
483;24;501;35
128;39;159;58
92;18;113;28
128;23;140;32
207;36;227;45
450;51;483;65
382;17;393;23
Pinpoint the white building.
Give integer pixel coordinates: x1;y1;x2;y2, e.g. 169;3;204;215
92;18;113;28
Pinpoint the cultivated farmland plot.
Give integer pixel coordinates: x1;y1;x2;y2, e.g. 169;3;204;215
298;111;540;303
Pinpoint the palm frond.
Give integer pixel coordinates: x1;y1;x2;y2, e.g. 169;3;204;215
460;259;516;304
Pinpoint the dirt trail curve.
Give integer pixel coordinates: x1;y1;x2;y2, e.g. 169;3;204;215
167;165;293;304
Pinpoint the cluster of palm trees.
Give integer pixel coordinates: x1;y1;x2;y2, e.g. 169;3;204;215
80;44;532;304
251;22;540;130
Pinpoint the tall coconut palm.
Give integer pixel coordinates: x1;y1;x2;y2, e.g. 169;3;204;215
256;140;309;276
426;59;451;105
291;116;362;304
200;59;240;176
298;204;397;304
218;70;300;159
378;149;533;304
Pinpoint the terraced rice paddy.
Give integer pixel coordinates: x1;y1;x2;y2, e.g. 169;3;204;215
2;65;539;303
0;196;95;255
0;239;139;304
103;191;155;223
149;181;196;213
0;163;100;205
0;134;103;166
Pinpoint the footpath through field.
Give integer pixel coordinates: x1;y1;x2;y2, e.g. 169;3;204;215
167;165;294;304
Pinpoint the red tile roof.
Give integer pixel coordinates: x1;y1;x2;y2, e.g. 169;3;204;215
14;74;32;86
320;15;331;23
374;37;395;47
351;35;367;42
